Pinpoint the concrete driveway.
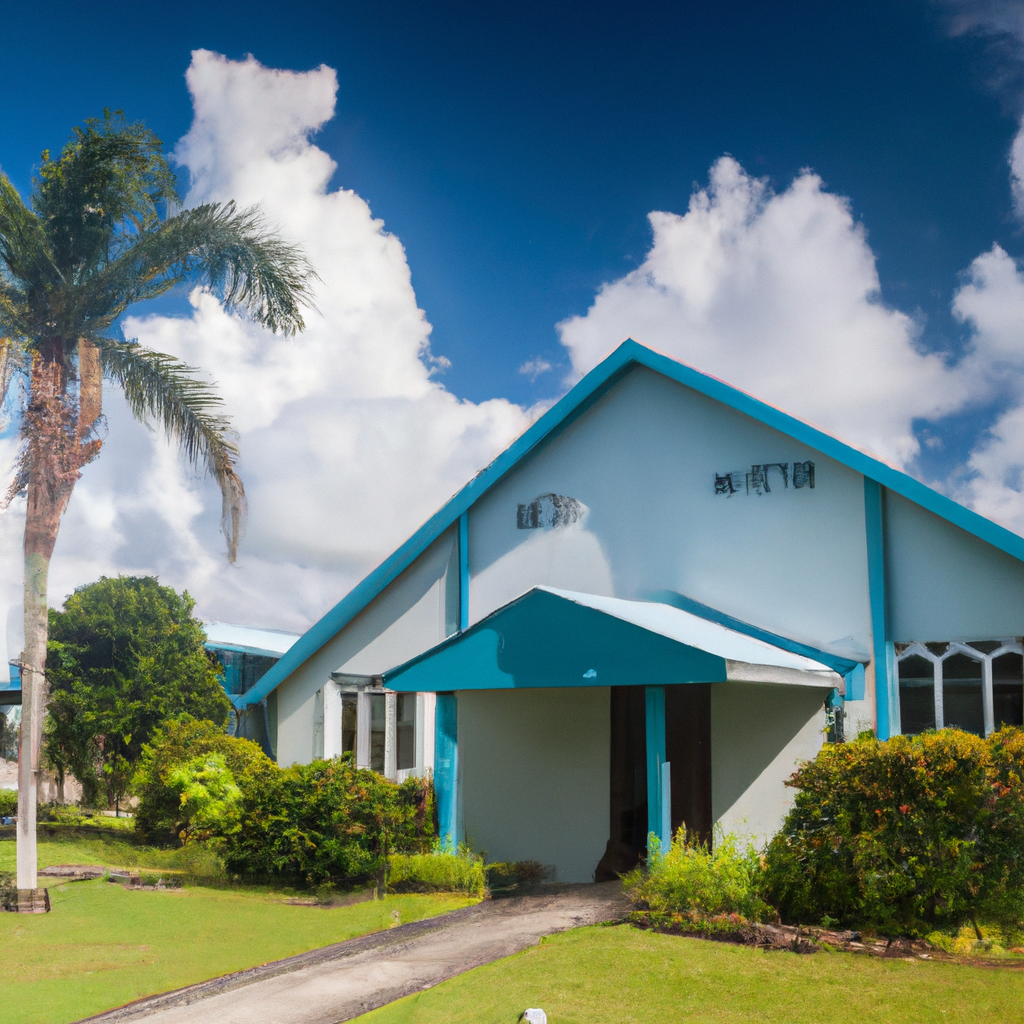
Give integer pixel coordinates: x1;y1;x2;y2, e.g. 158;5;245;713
78;882;628;1024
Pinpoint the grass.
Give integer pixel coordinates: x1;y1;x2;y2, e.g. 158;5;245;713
388;851;487;896
0;831;184;876
356;923;1024;1024
0;838;475;1024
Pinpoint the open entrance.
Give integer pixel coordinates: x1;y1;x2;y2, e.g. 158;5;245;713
610;686;647;856
608;683;712;865
666;683;712;846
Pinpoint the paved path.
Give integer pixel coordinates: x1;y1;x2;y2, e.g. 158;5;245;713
78;883;628;1024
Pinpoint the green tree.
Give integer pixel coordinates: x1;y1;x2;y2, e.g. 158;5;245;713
45;576;232;811
0;111;314;889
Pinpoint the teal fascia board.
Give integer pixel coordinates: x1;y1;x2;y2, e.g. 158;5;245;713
240;340;1024;708
383;588;727;692
205;642;286;661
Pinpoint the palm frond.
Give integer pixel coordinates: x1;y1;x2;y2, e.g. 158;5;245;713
95;337;247;560
34;111;178;279
0;174;58;292
81;202;317;335
0;337;23;424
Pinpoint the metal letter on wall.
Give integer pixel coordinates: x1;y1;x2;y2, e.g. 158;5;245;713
516;493;586;529
713;461;814;497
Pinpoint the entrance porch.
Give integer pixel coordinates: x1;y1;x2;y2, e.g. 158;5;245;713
384;587;851;882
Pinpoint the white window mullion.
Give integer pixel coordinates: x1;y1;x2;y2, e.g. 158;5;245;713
983;656;995;737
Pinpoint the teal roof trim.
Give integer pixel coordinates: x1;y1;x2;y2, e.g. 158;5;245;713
205;641;286;661
239;339;1024;708
647;590;862;675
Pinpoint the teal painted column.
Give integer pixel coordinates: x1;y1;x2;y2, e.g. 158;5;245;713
435;692;459;848
645;686;668;850
864;478;892;739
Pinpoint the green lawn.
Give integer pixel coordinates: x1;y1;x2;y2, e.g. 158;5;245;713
0;831;185;876
357;924;1024;1024
0;839;474;1024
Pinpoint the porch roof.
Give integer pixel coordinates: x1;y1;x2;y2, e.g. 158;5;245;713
381;587;843;692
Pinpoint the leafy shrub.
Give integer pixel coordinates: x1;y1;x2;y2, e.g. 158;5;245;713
0;789;16;817
44;803;86;825
133;716;273;844
179;841;226;881
165;753;242;843
134;717;435;885
761;728;1024;936
222;758;434;885
625;828;773;924
388;850;486;896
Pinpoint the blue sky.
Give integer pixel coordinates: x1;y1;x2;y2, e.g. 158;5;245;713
1;0;1017;414
4;1;1024;635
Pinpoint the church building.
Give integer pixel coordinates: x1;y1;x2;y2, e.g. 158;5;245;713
233;340;1024;882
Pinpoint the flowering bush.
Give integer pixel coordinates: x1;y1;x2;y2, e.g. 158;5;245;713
761;728;1024;936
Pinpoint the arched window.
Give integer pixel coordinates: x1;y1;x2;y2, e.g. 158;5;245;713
897;654;935;734
895;640;1023;737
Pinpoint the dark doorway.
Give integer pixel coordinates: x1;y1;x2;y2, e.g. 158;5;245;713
609;686;648;856
665;683;712;846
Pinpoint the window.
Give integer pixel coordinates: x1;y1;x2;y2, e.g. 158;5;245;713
370;693;386;773
896;640;1023;737
341;694;357;757
397;693;416;771
897;654;935;734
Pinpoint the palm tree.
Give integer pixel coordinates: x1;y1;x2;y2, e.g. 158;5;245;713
0;112;315;894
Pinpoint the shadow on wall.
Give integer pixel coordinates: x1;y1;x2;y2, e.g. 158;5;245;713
711;681;827;844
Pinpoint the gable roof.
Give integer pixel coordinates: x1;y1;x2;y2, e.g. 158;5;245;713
236;338;1024;708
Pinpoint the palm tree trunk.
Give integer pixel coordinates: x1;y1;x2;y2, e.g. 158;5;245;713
16;343;97;892
16;541;50;889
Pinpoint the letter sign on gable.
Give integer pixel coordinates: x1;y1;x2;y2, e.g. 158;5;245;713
714;462;815;496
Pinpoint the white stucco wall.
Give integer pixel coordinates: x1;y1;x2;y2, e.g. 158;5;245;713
458;687;610;883
469;366;872;663
276;530;457;766
711;681;826;848
884;491;1024;641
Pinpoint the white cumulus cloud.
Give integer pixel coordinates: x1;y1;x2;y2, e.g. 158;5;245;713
558;157;973;465
951;245;1024;531
0;50;531;663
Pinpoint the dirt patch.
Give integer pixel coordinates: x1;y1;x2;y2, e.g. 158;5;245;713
629;913;1024;968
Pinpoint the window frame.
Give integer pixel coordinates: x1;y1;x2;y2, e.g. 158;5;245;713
896;640;1023;737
